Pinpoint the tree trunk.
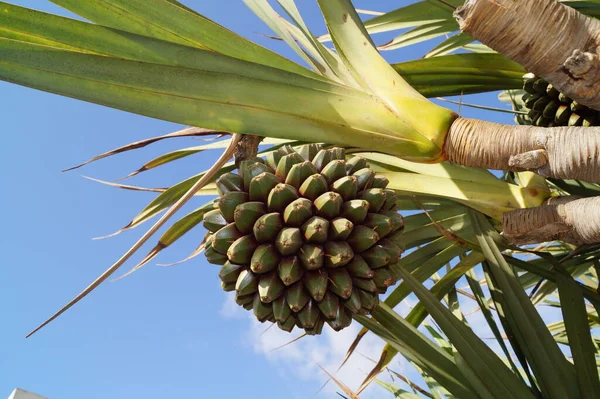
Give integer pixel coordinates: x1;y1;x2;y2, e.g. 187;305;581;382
444;118;600;183
455;0;600;111
502;196;600;245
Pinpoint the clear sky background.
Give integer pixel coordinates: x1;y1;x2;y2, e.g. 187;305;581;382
0;1;516;398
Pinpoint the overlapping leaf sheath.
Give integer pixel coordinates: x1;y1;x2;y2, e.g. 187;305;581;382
521;74;600;127
202;144;405;334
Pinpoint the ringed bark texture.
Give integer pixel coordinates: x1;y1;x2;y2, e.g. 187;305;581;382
445;118;600;183
502;196;600;245
456;0;600;110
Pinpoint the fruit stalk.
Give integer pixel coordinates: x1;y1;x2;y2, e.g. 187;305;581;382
444;118;600;183
455;0;600;110
234;135;263;167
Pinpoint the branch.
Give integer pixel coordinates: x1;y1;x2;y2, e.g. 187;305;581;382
455;0;600;111
502;196;600;245
445;118;600;183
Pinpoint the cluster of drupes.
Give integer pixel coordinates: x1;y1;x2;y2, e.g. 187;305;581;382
202;144;404;334
520;74;599;127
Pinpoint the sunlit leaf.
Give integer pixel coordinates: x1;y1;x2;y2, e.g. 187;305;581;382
47;0;314;76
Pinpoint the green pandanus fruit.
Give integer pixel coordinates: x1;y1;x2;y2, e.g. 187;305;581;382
521;74;600;127
203;144;405;334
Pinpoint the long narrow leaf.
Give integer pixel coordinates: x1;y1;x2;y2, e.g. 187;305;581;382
386;244;467;307
243;0;335;79
64;127;227;172
425;32;474;58
555;269;600;397
357;151;502;183
48;0;313;77
531;262;595;305
275;0;359;86
393;53;526;98
361;250;484;391
361;0;462;35
391;211;470;250
378;22;457;51
464;268;526;381
483;262;543;397
360;306;478;399
405;252;487;329
116;202;215;278
507;255;600;309
395;266;537;399
121;138;295;179
27;134;241;337
0;38;447;161
471;212;579;399
112;141;301;233
396;237;456;271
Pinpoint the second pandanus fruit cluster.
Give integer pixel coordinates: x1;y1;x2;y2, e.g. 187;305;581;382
520;74;600;127
202;144;405;334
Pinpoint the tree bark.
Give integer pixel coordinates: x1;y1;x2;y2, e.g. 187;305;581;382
502;196;600;245
455;0;600;111
444;118;600;183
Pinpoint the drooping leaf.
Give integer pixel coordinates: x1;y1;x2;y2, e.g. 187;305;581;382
27;134;241;337
483;261;542;396
120;138;294;179
64;127;227;172
115;202;215;278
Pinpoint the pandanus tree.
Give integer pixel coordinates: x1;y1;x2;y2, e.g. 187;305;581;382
3;0;600;397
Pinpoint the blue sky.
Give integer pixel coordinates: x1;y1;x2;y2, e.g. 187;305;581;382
0;1;517;398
